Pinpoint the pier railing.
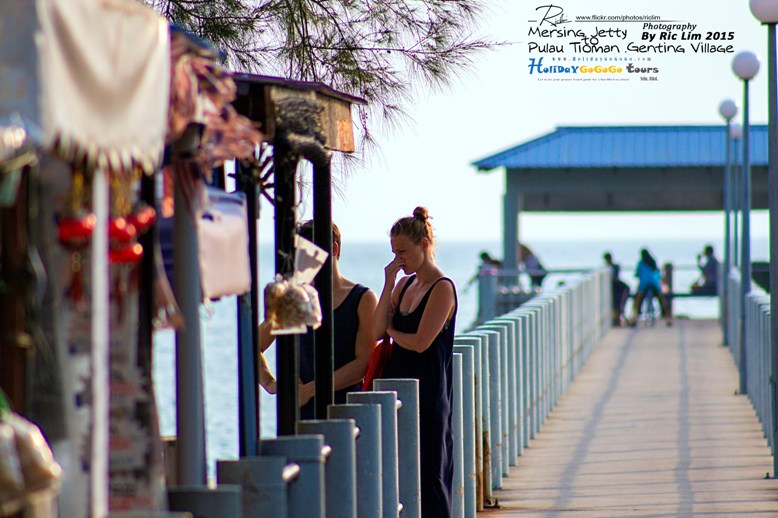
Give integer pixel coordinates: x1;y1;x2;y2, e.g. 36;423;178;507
475;266;597;326
726;271;775;455
455;268;610;513
212;270;611;517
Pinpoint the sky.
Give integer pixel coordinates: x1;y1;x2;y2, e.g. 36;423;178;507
254;0;772;245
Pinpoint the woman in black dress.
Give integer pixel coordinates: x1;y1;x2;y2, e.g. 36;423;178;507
374;207;458;518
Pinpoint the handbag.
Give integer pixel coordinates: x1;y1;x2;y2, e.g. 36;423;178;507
362;338;393;391
197;187;251;299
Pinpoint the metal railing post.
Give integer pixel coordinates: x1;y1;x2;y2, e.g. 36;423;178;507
348;391;400;518
453;344;477;518
260;435;328;518
297;419;358;518
456;336;486;511
327;404;382;518
372;379;421;518
217;456;298;517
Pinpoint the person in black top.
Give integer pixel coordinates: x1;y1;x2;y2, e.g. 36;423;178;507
374;207;458;518
690;244;719;295
603;251;630;326
258;221;379;419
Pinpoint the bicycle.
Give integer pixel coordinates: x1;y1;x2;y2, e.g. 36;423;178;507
640;287;659;327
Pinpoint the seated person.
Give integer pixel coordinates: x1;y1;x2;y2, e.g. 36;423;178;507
628;248;671;326
690;245;718;295
603;252;629;326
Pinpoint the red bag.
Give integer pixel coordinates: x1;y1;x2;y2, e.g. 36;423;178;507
362;338;393;391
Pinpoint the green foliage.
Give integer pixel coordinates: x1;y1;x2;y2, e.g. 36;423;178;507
144;0;497;147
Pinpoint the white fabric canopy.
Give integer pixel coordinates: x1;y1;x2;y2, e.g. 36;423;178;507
37;0;169;174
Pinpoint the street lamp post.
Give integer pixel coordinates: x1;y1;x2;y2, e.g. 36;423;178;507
750;0;778;476
732;50;761;397
731;123;743;269
719;99;738;347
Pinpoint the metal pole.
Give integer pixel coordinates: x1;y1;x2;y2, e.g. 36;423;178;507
766;21;778;477
327;404;383;518
260;435;327;518
740;77;752;396
173;165;207;485
217;456;296;517
313;156;334;419
237;161;259;456
274;138;300;435
723;120;732;346
91;167;109;516
137;173;155;380
453;344;477;518
348;391;400;517
297;419;358;518
452;353;465;518
373;379;421;518
734;137;741;267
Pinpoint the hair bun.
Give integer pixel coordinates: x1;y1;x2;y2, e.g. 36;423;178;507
412;206;429;221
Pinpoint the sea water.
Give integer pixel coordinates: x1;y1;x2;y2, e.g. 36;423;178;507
152;236;768;479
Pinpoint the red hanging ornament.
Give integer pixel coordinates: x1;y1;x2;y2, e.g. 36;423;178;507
57;214;96;248
109;243;144;265
108;217;137;244
126;205;156;235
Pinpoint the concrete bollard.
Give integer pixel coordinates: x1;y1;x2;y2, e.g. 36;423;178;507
260;435;327;518
373;379;421;518
347;391;400;518
453;344;476;518
297;419;358;518
328;404;383;518
217;456;297;517
167;485;242;518
452;352;465;518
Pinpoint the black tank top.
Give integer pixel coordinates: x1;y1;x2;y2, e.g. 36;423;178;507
383;275;457;518
299;284;369;419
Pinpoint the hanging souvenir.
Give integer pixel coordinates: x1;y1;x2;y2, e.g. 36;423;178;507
264;235;327;335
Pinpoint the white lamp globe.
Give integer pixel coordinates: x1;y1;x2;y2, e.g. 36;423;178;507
751;0;778;23
719;100;738;120
730;122;743;140
733;51;761;80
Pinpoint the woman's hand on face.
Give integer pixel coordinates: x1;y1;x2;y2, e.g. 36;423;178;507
384;257;405;285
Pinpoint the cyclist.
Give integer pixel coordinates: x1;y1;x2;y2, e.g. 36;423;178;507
628;248;671;327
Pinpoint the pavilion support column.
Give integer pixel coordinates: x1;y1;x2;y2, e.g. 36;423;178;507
503;172;521;273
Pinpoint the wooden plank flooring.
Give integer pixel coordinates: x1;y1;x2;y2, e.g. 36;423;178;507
483;320;778;517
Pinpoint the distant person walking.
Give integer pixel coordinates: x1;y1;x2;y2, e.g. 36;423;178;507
518;243;547;291
374;207;457;518
691;244;719;295
466;251;502;288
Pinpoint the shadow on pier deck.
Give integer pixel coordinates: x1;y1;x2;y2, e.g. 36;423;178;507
488;320;778;517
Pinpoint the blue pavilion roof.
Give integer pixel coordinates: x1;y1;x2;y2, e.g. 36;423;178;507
472;125;768;171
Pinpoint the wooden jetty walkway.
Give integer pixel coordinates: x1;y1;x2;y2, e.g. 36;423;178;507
486;320;778;517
